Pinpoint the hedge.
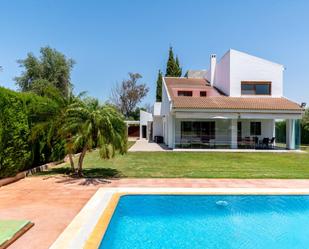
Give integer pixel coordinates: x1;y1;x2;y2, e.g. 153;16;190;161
275;120;309;145
0;87;65;178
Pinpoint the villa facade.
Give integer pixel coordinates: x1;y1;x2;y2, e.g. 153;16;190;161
142;49;304;150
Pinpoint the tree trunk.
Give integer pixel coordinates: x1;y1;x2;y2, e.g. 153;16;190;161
68;153;75;172
77;146;87;177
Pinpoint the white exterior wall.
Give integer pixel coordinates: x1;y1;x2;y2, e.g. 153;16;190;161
167;115;175;148
163;117;168;144
161;78;173;146
231;119;238;148
139;110;153;139
152;116;163;139
152;102;163;140
209;49;284;97
213;51;230;95
161;78;171;116
240;119;274;139
229;49;283;97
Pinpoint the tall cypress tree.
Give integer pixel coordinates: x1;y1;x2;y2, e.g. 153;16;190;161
175;56;182;77
165;46;177;77
165;46;182;77
156;70;163;102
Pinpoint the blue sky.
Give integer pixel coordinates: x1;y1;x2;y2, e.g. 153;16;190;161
0;0;308;106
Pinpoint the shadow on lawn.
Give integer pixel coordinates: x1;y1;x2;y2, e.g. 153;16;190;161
37;167;123;186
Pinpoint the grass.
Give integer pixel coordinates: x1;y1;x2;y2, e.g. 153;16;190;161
43;148;309;179
127;140;136;149
301;145;309;151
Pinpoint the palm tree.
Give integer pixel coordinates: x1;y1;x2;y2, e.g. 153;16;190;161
64;98;127;176
29;85;86;170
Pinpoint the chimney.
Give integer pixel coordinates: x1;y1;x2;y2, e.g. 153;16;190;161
210;54;216;85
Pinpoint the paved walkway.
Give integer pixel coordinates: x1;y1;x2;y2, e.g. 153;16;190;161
129;139;169;152
129;139;305;153
1;176;309;248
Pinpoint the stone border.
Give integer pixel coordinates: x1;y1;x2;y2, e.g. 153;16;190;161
0;161;63;188
50;187;309;249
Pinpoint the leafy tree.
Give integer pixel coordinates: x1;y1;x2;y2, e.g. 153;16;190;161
165;46;182;77
128;106;151;121
302;108;309;132
156;70;163;102
63;99;127;176
110;73;149;119
301;108;309;144
15;47;75;98
275;121;286;143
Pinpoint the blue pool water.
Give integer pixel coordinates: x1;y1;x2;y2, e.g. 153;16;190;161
99;195;309;249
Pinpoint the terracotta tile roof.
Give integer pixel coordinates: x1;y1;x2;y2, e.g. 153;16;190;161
164;77;302;111
164;77;210;86
173;96;302;111
164;77;222;97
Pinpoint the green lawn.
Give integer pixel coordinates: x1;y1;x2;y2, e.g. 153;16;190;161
127;140;136;149
301;145;309;152
44;149;309;179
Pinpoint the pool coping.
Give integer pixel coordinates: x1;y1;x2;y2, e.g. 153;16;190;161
49;187;309;249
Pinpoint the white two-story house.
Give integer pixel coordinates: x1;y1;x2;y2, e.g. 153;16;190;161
150;49;304;150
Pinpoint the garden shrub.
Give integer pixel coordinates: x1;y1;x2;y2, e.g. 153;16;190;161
0;87;65;178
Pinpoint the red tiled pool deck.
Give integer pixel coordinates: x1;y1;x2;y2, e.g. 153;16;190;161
1;176;309;249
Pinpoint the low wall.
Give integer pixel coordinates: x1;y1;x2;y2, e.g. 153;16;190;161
0;161;63;187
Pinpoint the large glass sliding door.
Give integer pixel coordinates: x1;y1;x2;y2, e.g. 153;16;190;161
177;121;215;148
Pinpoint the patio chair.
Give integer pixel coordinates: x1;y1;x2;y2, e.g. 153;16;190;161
191;137;202;148
209;139;216;149
244;137;251;149
201;136;210;148
254;136;259;149
269;137;275;149
262;137;270;149
180;138;190;148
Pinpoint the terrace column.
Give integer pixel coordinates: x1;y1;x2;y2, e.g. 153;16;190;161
272;119;276;146
231;119;238;149
286;119;296;150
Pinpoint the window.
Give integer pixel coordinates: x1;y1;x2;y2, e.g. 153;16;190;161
200;91;207;97
237;121;242;141
241;82;271;95
178;91;192;96
181;121;215;139
250;122;261;136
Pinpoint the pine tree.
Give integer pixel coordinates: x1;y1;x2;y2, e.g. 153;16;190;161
156;70;163;102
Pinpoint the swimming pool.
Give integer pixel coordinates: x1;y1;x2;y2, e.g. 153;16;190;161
98;194;309;249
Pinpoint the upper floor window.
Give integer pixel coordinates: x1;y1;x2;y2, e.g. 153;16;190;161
200;91;207;97
178;91;192;96
241;81;271;95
